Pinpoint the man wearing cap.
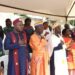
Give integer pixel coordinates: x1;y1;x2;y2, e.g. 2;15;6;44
50;23;68;75
29;23;50;75
4;18;30;75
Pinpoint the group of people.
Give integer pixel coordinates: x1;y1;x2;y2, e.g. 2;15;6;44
0;17;75;75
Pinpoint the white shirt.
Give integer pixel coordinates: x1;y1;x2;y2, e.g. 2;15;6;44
43;28;53;57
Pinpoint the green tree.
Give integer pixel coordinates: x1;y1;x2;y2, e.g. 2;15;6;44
69;20;75;26
14;13;27;19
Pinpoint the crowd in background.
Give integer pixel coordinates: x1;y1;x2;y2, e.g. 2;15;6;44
0;17;75;75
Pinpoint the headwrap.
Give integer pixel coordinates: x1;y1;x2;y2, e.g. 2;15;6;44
13;18;22;26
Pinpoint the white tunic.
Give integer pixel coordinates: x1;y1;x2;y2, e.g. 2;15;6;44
43;28;53;57
51;34;69;75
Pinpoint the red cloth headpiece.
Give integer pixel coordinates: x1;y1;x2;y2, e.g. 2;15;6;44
13;18;22;26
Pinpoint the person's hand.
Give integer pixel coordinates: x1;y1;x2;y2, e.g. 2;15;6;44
41;34;45;39
22;39;27;44
61;40;64;45
41;36;45;39
44;32;49;36
48;59;50;64
18;39;25;45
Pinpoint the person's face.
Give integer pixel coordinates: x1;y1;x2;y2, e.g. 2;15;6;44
6;20;12;27
36;25;44;35
14;21;24;32
66;29;71;36
25;20;31;26
55;26;61;34
43;23;48;29
73;28;75;32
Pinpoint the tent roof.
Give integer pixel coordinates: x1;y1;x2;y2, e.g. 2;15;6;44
0;0;73;16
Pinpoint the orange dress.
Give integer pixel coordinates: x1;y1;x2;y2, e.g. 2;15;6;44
29;33;49;75
68;42;75;69
63;37;71;48
63;37;74;69
0;67;4;75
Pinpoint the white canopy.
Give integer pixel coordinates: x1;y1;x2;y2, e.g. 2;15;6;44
0;0;74;17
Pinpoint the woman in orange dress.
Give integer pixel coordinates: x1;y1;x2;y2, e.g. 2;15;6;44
29;24;49;75
62;29;74;75
67;32;75;75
